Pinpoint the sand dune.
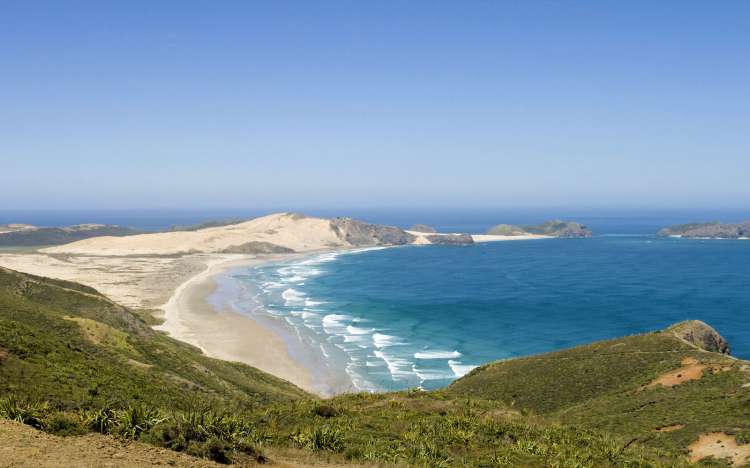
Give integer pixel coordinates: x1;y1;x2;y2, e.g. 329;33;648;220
42;213;346;256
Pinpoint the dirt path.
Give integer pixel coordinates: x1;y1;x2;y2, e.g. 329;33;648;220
0;420;220;467
0;421;371;468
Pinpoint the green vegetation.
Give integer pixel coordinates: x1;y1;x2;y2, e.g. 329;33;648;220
1;265;748;466
448;330;750;461
0;225;142;247
166;219;248;232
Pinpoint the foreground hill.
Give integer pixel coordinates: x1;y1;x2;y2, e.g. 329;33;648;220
0;224;142;247
1;266;747;465
0;266;307;408
448;320;749;464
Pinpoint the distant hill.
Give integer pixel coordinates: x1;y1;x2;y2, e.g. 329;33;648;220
41;213;417;256
0;224;142;247
487;220;592;238
658;221;750;238
165;219;248;232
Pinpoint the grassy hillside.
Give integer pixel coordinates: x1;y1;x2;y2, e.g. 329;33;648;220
0;266;308;409
0;225;142;247
1;266;747;466
448;326;750;462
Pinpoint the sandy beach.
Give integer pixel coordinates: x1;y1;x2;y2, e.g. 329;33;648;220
154;253;328;394
153;251;363;396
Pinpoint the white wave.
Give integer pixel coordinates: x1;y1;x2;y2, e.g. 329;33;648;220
286;275;306;283
412;367;455;381
301;311;319;320
347;325;373;335
281;288;306;304
414;350;462;359
344;335;367;343
373;333;405;348
366;360;387;367
346;247;389;255
374;350;414;379
448;360;478;378
305;299;325;307
322;314;352;334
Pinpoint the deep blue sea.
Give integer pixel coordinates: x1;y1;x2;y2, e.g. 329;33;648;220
4;209;750;392
225;233;750;392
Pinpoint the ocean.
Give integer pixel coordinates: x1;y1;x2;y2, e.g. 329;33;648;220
217;233;750;392
4;209;750;392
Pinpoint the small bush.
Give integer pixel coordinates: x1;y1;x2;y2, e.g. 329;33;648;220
187;437;232;464
0;395;48;429
116;404;164;439
80;406;117;434
44;412;87;436
312;404;337;418
291;425;345;452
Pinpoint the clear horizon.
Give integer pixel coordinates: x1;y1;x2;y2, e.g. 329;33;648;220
2;2;749;210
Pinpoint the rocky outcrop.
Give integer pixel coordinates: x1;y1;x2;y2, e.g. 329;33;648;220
425;234;474;245
668;320;730;354
486;224;528;236
330;218;415;246
486;221;592;238
220;241;295;254
658;222;750;239
409;224;437;233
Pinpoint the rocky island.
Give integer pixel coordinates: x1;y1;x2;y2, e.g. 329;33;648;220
658;221;750;239
486;220;593;238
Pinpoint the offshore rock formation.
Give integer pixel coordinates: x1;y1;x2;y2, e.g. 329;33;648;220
658;221;750;239
487;220;592;238
425;234;475;245
668;320;730;354
330;218;416;246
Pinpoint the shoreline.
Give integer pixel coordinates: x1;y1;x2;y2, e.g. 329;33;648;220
151;237;556;397
154;250;354;397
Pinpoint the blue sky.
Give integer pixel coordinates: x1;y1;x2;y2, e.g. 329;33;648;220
1;1;748;210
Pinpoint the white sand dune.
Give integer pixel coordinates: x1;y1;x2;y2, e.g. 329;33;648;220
42;212;346;256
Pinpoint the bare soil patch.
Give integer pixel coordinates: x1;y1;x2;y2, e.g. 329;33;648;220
655;424;685;433
688;432;750;466
646;356;729;388
0;420;219;467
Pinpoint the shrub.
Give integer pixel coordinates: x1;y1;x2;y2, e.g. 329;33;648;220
0;395;48;429
116;404;164;439
44;412;87;436
290;425;345;452
80;406;117;434
186;437;232;464
312;404;338;418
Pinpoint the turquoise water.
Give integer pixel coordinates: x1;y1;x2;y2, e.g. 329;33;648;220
223;235;750;392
